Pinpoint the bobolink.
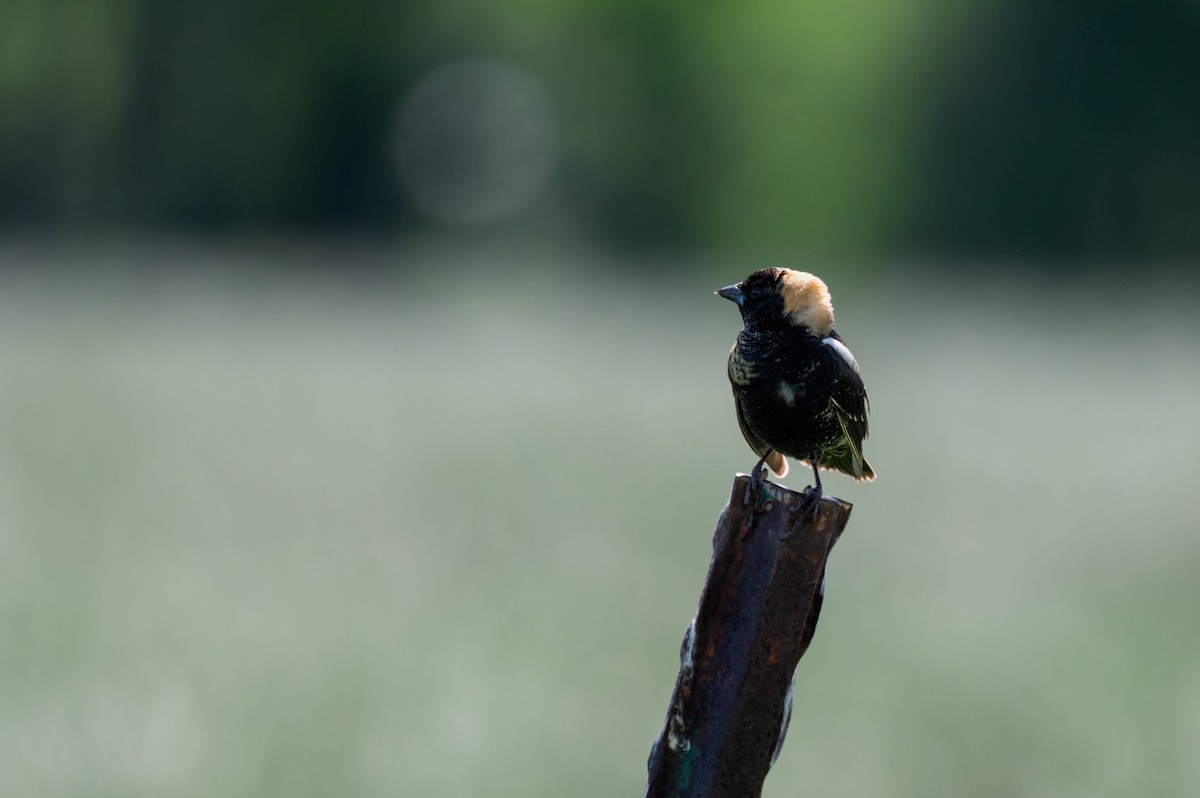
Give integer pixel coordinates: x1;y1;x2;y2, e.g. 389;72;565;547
717;267;874;503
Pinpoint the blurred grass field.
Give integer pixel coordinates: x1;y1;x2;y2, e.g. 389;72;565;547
1;243;1198;797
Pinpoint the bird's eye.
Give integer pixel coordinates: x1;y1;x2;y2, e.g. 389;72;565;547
748;287;763;300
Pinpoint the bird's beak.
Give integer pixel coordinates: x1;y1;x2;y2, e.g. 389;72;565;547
716;283;744;306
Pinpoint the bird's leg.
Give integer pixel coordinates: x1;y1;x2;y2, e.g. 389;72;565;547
800;453;823;517
744;452;771;508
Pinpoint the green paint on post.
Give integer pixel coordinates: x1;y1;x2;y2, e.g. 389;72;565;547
670;745;698;796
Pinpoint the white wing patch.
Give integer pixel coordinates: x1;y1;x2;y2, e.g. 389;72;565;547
822;336;860;374
778;381;797;405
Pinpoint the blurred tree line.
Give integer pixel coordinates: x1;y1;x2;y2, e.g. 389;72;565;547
1;0;1197;262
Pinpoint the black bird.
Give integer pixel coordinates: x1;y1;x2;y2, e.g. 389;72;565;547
717;267;874;505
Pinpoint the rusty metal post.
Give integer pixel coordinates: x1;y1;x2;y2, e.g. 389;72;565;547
644;475;852;798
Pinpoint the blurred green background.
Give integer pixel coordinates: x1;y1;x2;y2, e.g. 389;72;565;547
3;0;1199;258
2;2;1199;797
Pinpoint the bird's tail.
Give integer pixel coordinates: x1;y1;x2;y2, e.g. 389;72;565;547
809;453;875;482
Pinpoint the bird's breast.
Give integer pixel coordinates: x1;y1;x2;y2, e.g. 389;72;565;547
727;344;758;386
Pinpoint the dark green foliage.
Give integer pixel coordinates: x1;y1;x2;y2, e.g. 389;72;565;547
0;1;1196;261
904;0;1200;260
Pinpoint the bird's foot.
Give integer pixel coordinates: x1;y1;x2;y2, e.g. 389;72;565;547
743;455;770;509
797;455;823;519
798;483;823;519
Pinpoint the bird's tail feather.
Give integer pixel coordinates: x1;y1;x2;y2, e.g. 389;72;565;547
803;454;875;482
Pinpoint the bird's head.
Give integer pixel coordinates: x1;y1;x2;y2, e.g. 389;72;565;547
716;267;834;336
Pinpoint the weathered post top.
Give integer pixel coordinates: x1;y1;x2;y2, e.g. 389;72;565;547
644;476;852;798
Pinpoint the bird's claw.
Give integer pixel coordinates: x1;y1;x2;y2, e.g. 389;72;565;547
744;454;770;510
798;484;823;519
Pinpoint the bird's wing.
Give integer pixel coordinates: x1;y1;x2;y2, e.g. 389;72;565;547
830;397;866;473
826;331;873;480
825;390;874;481
735;397;788;477
825;332;869;439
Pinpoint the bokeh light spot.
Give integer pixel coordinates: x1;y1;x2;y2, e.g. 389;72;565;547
393;59;559;225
